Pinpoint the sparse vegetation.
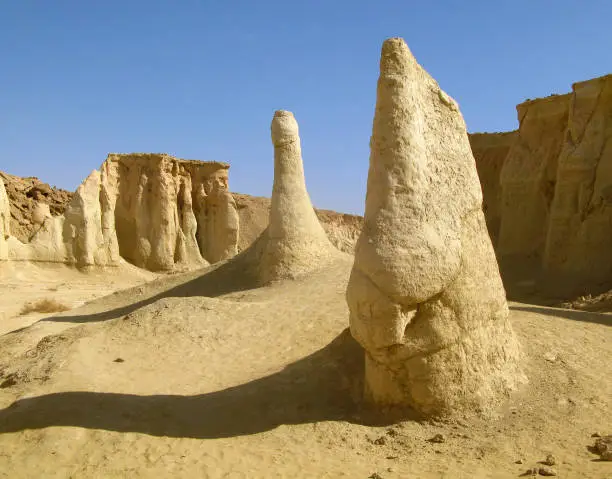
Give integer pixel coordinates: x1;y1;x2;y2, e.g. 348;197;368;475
19;298;70;315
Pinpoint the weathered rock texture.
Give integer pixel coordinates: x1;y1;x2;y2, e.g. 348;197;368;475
497;95;570;264
106;153;238;271
233;193;363;254
544;75;612;290
258;110;340;282
3;154;239;271
469;131;517;244
0;177;10;261
0;172;72;243
346;38;524;418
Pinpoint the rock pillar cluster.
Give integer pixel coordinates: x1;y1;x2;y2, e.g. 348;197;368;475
3;154;240;271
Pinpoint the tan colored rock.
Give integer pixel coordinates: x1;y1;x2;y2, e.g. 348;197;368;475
497;94;570;265
544;75;612;292
31;202;52;226
0;176;10;260
63;170;119;267
469;131;517;245
8;170;119;267
259;110;340;282
107;153;238;271
346;38;524;418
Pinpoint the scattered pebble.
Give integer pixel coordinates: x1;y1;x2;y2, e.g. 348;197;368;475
386;455;398;460
373;436;387;446
515;459;524;464
368;473;383;479
594;435;612;454
592;432;601;438
386;428;398;437
543;352;557;362
428;433;446;443
542;454;556;466
520;468;537;477
538;466;557;476
113;358;125;363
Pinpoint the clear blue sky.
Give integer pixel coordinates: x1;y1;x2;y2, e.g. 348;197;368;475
1;1;610;215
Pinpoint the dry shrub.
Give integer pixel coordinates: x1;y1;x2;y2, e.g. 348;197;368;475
19;298;71;316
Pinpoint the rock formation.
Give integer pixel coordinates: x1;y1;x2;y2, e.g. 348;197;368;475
0;172;72;243
258;110;340;282
346;38;524;418
3;154;240;271
497;94;570;266
544;75;612;291
207;110;343;288
469;131;517;244
0;176;10;261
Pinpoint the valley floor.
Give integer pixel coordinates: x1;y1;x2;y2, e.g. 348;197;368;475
0;259;610;478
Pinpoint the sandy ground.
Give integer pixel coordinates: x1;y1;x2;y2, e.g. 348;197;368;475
0;261;157;338
0;258;610;478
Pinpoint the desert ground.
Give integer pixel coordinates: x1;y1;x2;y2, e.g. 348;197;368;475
0;256;610;478
1;33;611;479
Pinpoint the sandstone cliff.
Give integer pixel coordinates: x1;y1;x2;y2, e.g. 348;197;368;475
544;74;612;292
2;154;240;271
469;131;517;244
105;153;238;271
0;177;10;261
497;94;570;265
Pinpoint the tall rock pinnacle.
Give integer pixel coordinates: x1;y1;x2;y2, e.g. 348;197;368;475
346;38;525;418
259;110;338;282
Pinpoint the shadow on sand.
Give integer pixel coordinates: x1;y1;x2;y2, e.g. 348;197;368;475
42;245;264;324
0;330;368;439
510;305;612;327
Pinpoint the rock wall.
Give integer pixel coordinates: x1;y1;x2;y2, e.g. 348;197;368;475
469;131;517;244
544;75;612;291
3;154;240;271
0;177;10;261
0;172;72;243
107;153;238;271
497;95;570;264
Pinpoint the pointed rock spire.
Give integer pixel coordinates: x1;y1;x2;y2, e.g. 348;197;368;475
346;38;525;418
258;110;339;282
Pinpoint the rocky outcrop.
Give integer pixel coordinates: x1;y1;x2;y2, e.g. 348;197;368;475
469;131;517;244
3;154;240;271
346;38;524;418
497;94;570;265
233;193;363;254
544;75;612;291
0;172;72;243
8;170;120;267
107;153;237;271
0;177;10;261
258;110;340;282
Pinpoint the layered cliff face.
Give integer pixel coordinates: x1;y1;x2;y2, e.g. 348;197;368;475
544;75;612;291
107;153;238;271
497;94;570;264
3;154;240;271
469;131;517;244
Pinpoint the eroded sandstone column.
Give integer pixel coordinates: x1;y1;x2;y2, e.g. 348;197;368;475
0;177;10;260
347;38;524;418
259;110;338;282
